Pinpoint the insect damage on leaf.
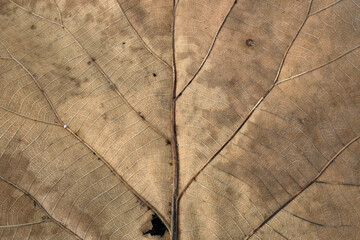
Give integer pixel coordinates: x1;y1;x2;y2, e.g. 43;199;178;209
142;214;168;237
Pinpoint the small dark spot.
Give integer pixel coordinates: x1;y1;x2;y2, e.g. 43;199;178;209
91;57;96;62
33;201;37;207
97;157;101;161
18;138;22;142
166;140;170;145
30;24;36;30
140;115;145;120
66;66;71;71
152;73;157;77
55;17;58;21
93;152;96;155
169;162;172;166
32;73;37;78
140;202;145;207
109;83;117;91
122;42;126;44
41;216;48;220
246;39;256;47
138;111;141;114
87;61;92;65
298;118;305;125
142;214;167;237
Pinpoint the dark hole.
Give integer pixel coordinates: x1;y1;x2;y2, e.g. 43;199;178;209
153;73;157;77
91;57;96;61
166;140;170;145
97;157;101;161
33;201;37;207
143;214;167;237
246;39;256;46
122;42;126;44
87;61;92;65
93;152;96;155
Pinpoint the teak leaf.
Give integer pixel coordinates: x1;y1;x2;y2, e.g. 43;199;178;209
0;0;359;239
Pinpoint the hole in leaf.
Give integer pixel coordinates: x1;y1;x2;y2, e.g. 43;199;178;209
246;39;256;46
143;214;167;237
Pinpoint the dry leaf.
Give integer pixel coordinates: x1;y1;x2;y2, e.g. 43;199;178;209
0;0;359;239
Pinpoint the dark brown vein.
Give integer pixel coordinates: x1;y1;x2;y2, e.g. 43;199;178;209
170;0;179;238
276;45;360;85
64;126;170;229
0;101;170;230
0;177;82;239
315;180;360;187
284;210;325;227
9;0;170;142
271;228;289;240
0;39;169;229
178;0;314;201
246;135;360;239
62;27;170;142
115;0;171;69
284;209;356;229
175;0;237;99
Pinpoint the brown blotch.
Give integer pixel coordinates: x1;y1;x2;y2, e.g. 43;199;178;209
30;24;36;30
87;61;92;65
66;66;71;71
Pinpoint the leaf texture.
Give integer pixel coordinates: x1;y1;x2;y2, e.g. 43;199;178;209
0;0;359;239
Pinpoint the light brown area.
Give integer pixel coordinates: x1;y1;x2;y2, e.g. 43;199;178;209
0;0;359;239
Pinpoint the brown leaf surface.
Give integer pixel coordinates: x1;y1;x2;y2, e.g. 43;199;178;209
0;0;359;239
